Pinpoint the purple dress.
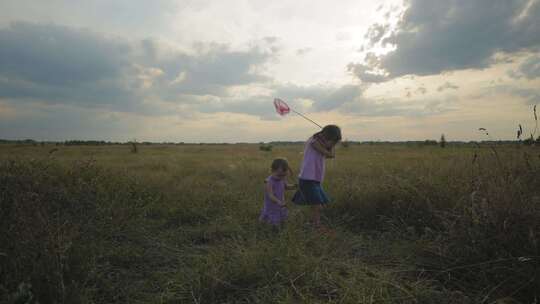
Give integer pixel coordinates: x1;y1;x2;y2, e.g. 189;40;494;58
298;136;325;182
259;175;288;225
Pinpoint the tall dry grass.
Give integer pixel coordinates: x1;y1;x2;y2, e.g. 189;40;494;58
0;143;539;303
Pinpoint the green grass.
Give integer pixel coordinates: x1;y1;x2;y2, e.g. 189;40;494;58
1;143;539;303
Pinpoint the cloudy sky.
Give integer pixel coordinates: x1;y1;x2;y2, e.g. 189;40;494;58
0;0;539;142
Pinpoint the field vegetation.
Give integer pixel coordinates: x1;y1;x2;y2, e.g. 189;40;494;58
1;143;539;303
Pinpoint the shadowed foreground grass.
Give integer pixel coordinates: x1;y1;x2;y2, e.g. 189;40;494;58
1;143;539;303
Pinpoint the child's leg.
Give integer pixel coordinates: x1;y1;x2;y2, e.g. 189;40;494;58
311;204;322;227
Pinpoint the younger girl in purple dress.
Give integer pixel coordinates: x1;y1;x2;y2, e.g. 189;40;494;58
259;158;297;227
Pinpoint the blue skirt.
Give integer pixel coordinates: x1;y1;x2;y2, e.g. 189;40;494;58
293;179;330;205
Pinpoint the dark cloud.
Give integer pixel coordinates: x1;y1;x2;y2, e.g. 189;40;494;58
273;83;365;112
340;95;458;117
351;0;540;82
0;21;369;123
155;43;273;97
0;101;138;141
191;94;280;121
364;23;390;48
347;61;388;84
269;83;455;118
0;22;274;113
0;0;177;38
510;55;540;79
0;22;140;110
212;81;457;119
188;83;366;119
0;22;129;86
519;56;540;79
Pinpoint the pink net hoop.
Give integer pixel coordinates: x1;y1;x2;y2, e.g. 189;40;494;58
273;98;290;116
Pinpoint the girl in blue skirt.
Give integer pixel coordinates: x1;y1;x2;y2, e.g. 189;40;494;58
292;125;341;228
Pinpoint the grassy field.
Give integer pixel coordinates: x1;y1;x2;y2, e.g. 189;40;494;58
1;143;539;303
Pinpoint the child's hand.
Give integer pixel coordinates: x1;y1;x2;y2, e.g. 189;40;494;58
286;183;298;190
311;139;335;158
326;146;335;159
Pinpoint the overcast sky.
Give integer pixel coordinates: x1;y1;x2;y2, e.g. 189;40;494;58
0;0;539;142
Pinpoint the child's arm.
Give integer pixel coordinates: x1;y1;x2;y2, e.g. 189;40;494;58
285;183;297;190
328;145;336;158
311;140;334;158
265;181;286;206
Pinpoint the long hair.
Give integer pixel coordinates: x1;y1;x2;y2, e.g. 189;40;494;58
313;125;342;142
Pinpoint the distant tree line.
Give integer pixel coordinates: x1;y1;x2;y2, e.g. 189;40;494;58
522;135;540;146
0;139;40;145
0;139;190;146
1;138;539;146
64;140;114;146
